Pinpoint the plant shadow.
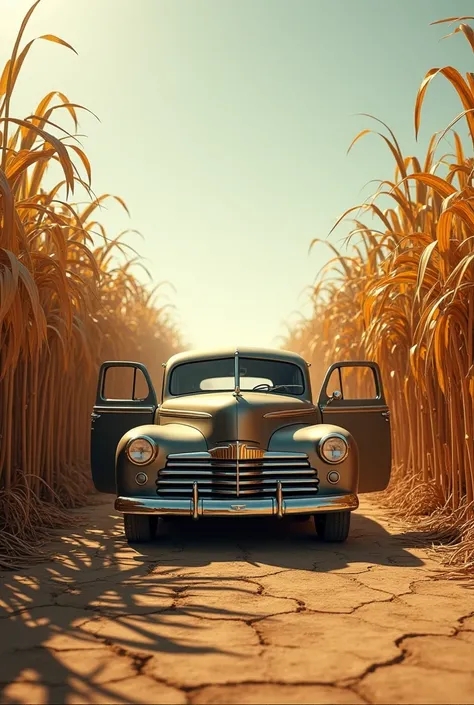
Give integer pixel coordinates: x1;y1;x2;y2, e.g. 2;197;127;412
0;498;434;704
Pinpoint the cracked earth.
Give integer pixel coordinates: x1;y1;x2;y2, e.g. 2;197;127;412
1;497;474;705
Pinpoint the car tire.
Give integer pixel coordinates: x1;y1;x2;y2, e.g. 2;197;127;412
314;510;351;542
124;514;155;543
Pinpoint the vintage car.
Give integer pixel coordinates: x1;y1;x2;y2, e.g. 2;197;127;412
90;347;391;544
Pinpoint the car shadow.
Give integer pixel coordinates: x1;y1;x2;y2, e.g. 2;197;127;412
0;500;430;704
134;509;429;570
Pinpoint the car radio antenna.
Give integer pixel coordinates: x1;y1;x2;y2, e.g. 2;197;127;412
234;349;241;396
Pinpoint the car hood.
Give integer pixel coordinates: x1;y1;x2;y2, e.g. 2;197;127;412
158;391;320;449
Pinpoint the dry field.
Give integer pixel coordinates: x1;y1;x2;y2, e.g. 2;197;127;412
0;1;180;567
287;16;474;575
1;6;474;704
0;2;473;580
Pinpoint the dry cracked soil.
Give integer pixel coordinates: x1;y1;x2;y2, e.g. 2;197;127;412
1;496;474;705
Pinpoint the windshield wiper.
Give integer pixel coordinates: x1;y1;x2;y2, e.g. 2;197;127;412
251;384;303;393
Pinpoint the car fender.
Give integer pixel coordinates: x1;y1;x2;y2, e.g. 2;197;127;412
116;423;207;497
268;423;359;495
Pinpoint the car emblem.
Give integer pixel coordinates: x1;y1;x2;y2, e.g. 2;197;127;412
210;444;264;460
230;504;246;512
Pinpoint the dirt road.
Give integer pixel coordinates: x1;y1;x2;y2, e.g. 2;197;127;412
1;497;474;705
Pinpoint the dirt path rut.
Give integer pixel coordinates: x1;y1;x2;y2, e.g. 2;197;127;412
1;497;474;704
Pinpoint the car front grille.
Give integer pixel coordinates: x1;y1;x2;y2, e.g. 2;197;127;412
156;451;319;498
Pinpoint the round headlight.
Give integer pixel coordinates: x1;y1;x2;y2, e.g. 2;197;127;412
126;437;156;465
319;435;348;464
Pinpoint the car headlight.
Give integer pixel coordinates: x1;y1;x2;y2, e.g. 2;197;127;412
126;436;157;465
319;434;348;464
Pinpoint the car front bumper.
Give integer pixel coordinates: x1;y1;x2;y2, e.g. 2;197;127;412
114;492;359;518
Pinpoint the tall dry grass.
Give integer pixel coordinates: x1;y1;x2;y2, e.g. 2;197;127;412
288;16;474;575
0;1;180;567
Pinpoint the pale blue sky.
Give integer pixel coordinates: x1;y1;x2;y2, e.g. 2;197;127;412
2;0;473;349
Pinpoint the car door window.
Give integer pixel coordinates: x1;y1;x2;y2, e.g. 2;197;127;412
320;362;382;405
340;366;377;400
103;365;150;401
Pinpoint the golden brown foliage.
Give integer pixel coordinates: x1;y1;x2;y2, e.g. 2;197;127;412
287;17;474;573
0;1;180;566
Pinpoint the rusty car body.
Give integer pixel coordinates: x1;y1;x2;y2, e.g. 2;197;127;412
90;347;391;543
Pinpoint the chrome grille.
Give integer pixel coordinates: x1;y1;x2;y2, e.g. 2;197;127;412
156;451;319;498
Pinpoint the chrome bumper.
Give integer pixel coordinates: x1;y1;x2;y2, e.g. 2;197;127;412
115;492;358;518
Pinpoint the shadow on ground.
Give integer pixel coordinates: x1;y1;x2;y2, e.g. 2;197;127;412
0;498;429;704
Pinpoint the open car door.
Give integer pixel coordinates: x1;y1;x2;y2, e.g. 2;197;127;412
90;361;158;493
318;361;391;493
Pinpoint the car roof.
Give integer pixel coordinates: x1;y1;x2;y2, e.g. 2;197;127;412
165;346;309;369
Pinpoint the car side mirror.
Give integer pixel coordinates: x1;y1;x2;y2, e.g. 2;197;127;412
327;389;342;405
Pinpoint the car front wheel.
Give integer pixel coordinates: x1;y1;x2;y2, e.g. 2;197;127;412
124;514;156;543
314;510;351;542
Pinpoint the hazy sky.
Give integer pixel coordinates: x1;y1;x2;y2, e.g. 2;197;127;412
2;0;473;350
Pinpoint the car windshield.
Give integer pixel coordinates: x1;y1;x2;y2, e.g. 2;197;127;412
169;357;305;396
